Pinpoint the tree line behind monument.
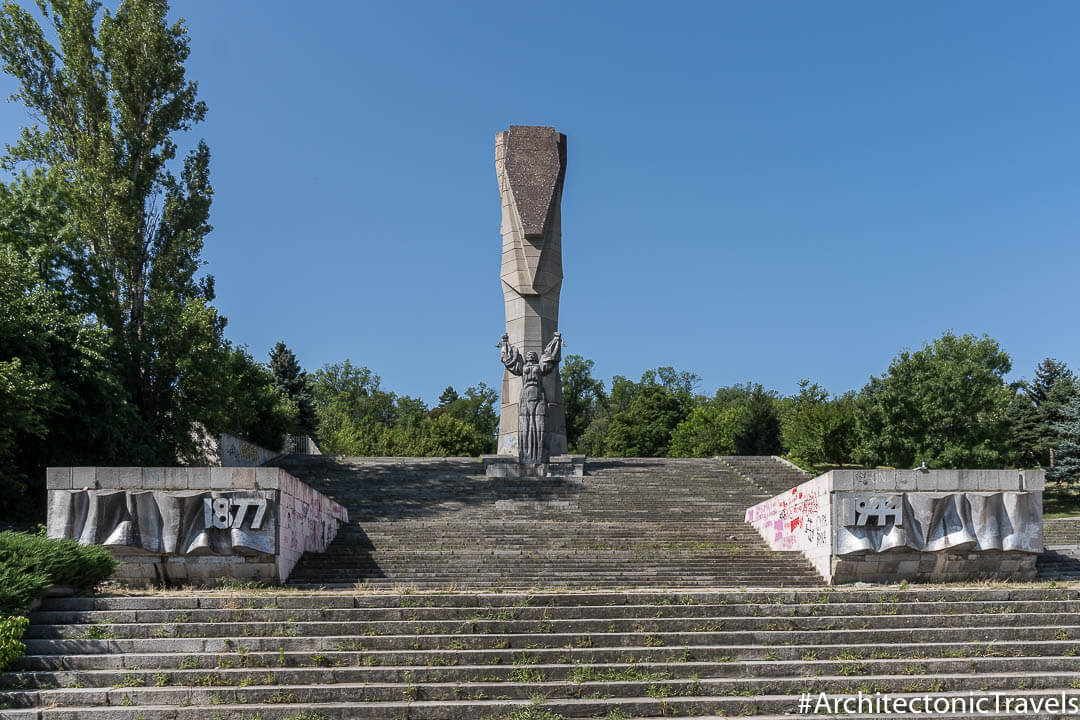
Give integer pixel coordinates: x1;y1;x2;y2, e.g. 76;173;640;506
300;337;1080;480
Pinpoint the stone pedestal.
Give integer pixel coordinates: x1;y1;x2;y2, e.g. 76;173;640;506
482;454;584;479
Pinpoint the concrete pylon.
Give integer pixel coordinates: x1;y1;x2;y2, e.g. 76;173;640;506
494;126;567;457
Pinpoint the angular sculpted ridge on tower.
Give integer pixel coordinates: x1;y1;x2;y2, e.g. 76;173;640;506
494;126;567;462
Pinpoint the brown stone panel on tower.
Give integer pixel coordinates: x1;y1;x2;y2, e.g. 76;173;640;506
495;126;567;457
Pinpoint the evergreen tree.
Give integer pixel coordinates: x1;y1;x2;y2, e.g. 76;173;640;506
735;385;783;455
269;341;316;437
1048;394;1080;485
1014;358;1077;467
1027;358;1074;406
1041;378;1079;466
1005;387;1042;468
438;386;459;407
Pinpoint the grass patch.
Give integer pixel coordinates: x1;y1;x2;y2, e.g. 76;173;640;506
480;709;567;720
1044;482;1080;518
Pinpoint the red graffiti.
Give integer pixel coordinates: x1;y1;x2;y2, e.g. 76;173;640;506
789;516;802;532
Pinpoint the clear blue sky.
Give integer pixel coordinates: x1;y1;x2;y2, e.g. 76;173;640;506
4;1;1079;404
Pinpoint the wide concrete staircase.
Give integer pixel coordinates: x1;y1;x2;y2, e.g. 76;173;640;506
716;455;810;497
1037;518;1080;580
4;586;1080;719
278;456;822;588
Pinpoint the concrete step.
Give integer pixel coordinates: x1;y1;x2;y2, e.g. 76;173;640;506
24;613;1080;641
8;671;1080;707
6;587;1080;718
32;598;1080;624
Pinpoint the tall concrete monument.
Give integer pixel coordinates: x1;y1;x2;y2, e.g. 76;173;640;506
494;125;568;461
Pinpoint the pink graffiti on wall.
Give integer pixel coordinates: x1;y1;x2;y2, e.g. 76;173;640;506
745;474;831;551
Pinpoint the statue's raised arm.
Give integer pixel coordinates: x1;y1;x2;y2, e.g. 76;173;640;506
539;332;563;375
499;335;524;376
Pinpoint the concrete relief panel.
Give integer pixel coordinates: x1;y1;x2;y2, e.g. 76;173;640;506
48;489;278;556
746;468;1045;584
835;491;1043;556
46;466;348;586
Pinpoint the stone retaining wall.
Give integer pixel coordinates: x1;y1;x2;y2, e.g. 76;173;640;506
45;466;347;586
831;549;1039;584
745;469;1044;584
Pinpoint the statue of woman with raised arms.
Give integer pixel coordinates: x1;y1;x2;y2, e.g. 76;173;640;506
498;332;563;464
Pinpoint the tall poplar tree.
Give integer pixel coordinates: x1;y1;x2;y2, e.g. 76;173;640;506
0;0;233;460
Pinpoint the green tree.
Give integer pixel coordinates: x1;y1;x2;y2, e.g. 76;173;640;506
310;360;497;457
437;386;459;407
712;383;757;408
732;384;782;455
1005;386;1042;468
1027;358;1074;406
669;403;746;457
704;383;783;455
577;413;611;457
0;247;136;509
269;341;316;437
779;381;857;466
440;383;498;453
605;368;699;457
427;413;488;457
0;170;79;300
561;354;606;452
1015;358;1078;468
311;360;399;455
1047;393;1080;485
0;0;220;461
210;347;296;454
1041;378;1079;466
854;332;1013;468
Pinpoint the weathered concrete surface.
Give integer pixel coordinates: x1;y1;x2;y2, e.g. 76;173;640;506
746;469;1044;584
495;126;568;458
219;433;279;467
481;453;585;479
10;586;1080;718
743;472;832;580
46;467;347;585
